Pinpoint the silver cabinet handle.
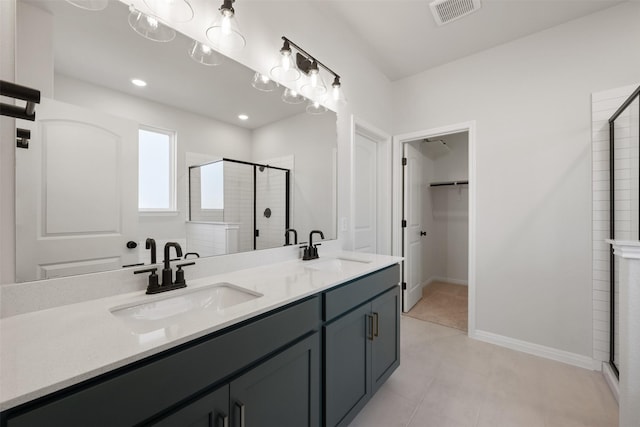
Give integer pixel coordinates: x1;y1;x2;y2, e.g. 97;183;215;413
367;314;374;341
373;312;379;337
218;413;229;427
235;402;245;427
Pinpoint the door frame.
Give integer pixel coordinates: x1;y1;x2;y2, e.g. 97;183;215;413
392;121;477;336
350;116;392;255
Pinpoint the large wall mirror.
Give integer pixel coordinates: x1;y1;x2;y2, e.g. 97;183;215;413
14;0;337;282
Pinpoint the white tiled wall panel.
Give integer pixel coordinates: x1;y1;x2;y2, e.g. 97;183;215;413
591;83;638;364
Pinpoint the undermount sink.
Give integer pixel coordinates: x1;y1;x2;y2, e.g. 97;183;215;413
304;257;372;272
110;282;262;334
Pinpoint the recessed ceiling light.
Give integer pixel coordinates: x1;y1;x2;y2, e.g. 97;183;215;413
238;114;249;121
131;78;147;87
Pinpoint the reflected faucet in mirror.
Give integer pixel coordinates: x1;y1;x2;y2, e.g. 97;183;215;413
145;238;157;264
285;228;298;245
135;242;195;294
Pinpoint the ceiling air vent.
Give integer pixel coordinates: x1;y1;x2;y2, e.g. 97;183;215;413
429;0;482;26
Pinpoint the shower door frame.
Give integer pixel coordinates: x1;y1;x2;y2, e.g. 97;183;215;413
608;85;640;379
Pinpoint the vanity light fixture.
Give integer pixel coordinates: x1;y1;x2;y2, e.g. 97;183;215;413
188;40;221;66
271;36;346;109
131;78;148;87
206;0;246;52
251;72;278;92
238;114;249;121
270;39;301;82
143;0;194;24
128;5;176;42
64;0;108;11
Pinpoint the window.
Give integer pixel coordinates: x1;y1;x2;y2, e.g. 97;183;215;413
138;127;176;211
200;161;224;210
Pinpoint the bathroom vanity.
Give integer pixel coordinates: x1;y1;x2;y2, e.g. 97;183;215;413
0;254;401;427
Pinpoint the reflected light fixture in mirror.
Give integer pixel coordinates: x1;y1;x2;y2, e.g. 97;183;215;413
281;88;305;104
128;5;176;42
65;0;108;11
144;0;194;23
270;39;301;83
251;72;278;92
306;99;327;115
188;40;221;66
206;0;246;52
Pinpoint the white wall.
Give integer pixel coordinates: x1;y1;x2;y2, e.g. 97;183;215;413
54;74;253;244
0;0;16;284
392;1;640;357
252;112;337;242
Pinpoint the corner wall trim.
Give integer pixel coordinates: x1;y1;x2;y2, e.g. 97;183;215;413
471;329;598;371
602;361;620;403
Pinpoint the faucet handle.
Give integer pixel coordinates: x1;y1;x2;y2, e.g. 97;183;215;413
134;267;160;293
174;262;195;286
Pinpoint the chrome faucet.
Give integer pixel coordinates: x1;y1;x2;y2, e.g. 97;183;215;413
135;242;194;294
302;230;324;261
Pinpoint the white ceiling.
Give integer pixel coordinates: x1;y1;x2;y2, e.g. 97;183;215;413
313;0;625;81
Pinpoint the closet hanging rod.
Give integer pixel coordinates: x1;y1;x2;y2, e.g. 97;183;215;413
429;180;469;187
0;80;41;121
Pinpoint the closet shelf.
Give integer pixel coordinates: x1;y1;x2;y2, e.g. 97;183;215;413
429;180;469;187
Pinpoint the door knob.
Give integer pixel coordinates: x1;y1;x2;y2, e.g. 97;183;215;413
420;231;427;236
126;240;137;249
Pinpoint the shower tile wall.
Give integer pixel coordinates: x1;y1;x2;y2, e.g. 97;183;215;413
591;83;639;365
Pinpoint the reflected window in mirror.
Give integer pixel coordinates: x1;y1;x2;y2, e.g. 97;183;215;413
138;126;176;212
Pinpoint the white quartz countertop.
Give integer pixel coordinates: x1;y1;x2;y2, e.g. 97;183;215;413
0;252;401;411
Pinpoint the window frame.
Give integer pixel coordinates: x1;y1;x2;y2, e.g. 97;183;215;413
138;125;177;214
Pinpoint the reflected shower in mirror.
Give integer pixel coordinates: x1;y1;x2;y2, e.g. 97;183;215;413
13;0;337;282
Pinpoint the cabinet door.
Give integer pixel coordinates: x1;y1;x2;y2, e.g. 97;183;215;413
230;333;319;427
324;304;372;427
371;286;400;393
151;386;229;427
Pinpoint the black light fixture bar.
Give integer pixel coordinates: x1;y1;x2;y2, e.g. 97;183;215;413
281;36;341;80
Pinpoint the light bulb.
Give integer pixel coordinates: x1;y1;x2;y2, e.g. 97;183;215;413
146;15;159;29
332;86;340;101
310;70;318;88
221;10;233;35
281;51;291;71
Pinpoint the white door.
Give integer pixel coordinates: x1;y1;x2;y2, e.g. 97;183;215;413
403;141;423;311
354;133;377;253
16;98;139;281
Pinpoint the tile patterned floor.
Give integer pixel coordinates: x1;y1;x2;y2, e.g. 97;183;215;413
348;316;618;427
405;282;468;332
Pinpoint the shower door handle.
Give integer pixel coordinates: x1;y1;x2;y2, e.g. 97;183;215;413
420;231;427;236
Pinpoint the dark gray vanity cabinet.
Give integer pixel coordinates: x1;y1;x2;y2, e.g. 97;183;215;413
3;297;320;427
323;265;400;427
152;333;319;427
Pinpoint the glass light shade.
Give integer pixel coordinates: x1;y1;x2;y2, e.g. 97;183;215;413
188;40;221;66
206;9;246;52
65;0;108;11
281;87;305;104
306;100;327;115
300;72;327;100
270;50;301;83
251;72;278;92
330;82;347;107
128;7;176;42
144;0;194;23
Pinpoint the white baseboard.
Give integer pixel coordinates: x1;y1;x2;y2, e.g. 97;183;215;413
471;330;597;371
427;276;468;286
602;362;620;403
